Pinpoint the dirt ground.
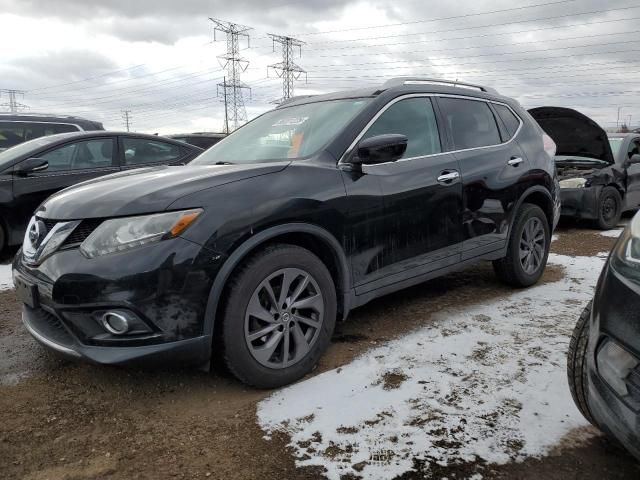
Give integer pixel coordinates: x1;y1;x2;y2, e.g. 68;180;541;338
1;220;640;480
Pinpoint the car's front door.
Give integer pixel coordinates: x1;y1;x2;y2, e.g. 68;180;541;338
344;96;464;294
12;136;118;230
624;137;640;209
437;96;527;260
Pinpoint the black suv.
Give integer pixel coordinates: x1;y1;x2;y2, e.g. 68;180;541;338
0;113;104;151
13;78;560;387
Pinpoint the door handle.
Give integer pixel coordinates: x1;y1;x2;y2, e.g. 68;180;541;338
437;170;460;184
508;157;524;166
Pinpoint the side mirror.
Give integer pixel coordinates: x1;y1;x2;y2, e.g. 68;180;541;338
15;158;48;176
627;154;640;166
352;134;408;166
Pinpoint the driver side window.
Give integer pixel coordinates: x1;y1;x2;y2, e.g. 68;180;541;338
38;138;114;172
362;97;442;160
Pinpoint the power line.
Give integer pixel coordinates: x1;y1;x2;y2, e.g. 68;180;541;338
0;89;28;112
268;34;307;102
289;0;579;37
210;17;252;131
298;14;640;52
302;4;640;46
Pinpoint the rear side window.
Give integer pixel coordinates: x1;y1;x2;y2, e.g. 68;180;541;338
0;121;79;149
121;137;185;166
438;98;501;150
493;104;521;138
362;97;441;159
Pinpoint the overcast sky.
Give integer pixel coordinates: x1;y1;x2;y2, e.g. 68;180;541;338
1;0;639;133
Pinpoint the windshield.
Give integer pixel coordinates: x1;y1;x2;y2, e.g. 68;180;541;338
191;98;370;165
609;137;624;158
0;133;76;171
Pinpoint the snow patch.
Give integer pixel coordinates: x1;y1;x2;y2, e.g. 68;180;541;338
599;229;623;238
257;254;604;480
0;263;13;291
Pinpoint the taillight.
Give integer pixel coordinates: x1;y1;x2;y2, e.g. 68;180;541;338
543;133;556;159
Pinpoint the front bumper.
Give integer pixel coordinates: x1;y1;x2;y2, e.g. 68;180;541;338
13;236;224;367
22;304;211;366
560;186;600;220
588;260;640;460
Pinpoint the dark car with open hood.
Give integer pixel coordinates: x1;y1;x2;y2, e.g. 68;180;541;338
13;77;560;387
530;107;640;229
568;211;640;460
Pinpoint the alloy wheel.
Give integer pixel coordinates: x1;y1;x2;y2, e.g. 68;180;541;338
519;217;546;275
244;267;324;369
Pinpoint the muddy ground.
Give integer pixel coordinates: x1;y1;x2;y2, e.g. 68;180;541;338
1;220;639;480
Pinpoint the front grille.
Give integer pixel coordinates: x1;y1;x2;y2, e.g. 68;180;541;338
62;219;103;247
39;217;57;232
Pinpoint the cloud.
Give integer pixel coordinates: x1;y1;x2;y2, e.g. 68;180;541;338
0;0;639;132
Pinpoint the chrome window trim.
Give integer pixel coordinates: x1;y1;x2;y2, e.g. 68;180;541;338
338;93;523;166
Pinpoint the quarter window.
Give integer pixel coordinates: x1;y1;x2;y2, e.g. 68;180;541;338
493;104;521;139
121;138;185;166
37;138;114;172
361;97;442;159
438;97;502;150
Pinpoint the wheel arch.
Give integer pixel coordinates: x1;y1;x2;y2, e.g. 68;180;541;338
515;186;555;231
203;223;352;345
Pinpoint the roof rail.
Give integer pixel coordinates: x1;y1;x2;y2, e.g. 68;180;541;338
277;95;317;107
381;77;498;95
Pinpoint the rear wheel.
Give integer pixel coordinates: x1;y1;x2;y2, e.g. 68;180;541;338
220;244;336;388
595;186;622;230
493;203;550;287
567;301;598;426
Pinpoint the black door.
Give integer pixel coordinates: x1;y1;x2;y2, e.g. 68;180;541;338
624;137;640;209
343;96;464;294
118;136;193;170
437;96;528;260
12;137;118;230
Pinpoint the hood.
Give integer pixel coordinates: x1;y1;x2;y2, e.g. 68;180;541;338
528;107;614;164
37;163;288;220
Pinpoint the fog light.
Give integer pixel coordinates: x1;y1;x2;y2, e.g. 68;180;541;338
101;311;130;335
597;340;639;396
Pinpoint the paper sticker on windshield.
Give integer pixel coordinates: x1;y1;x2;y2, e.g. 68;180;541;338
273;117;309;127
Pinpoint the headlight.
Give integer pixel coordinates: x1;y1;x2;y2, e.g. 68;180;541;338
80;209;202;258
611;213;640;278
559;177;588;189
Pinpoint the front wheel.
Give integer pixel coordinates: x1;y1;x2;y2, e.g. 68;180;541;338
220;244;337;388
595;186;622;230
493;203;550;288
567;301;598;426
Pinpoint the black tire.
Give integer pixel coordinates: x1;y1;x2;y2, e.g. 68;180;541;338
0;223;5;253
220;244;337;388
567;301;598;426
493;203;550;288
595;186;622;230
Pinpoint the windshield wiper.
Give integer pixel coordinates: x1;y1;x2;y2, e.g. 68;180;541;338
214;161;235;165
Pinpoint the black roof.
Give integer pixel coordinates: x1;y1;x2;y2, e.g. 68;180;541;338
0;113;104;130
169;132;226;138
277;77;510;109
